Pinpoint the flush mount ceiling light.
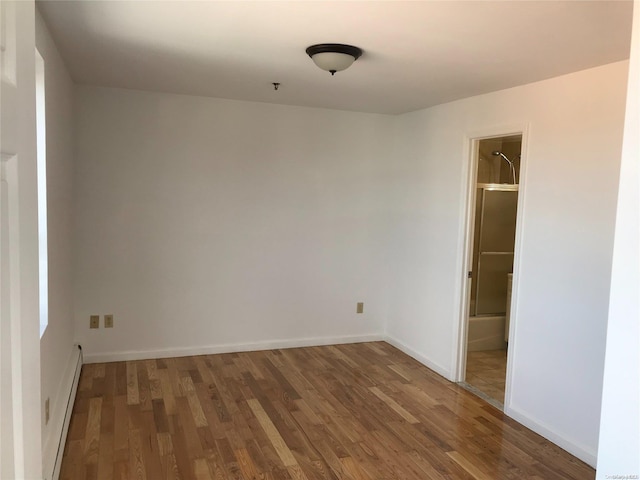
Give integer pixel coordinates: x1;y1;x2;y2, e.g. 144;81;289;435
305;44;363;75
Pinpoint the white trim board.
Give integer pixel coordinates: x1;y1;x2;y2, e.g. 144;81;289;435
505;404;597;468
45;345;82;480
82;334;385;363
384;334;452;381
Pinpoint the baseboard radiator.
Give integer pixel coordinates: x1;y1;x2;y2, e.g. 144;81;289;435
50;344;83;480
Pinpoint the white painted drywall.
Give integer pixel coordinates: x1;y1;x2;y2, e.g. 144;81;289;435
34;8;77;478
385;61;628;465
596;2;640;477
73;88;392;361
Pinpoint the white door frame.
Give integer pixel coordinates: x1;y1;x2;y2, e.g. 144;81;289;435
451;124;529;411
0;1;43;478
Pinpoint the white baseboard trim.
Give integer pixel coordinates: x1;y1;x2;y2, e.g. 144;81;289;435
83;333;385;363
44;345;83;480
384;334;452;380
505;404;597;468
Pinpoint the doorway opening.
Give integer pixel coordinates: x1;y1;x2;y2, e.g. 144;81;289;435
461;134;522;408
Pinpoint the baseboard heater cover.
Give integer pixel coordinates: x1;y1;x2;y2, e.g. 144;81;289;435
50;344;83;480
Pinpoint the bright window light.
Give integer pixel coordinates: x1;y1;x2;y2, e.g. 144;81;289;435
35;48;48;338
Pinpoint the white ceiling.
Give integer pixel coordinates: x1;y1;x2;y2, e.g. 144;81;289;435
37;0;633;115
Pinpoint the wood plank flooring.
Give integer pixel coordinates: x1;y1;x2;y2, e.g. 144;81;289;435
60;342;595;480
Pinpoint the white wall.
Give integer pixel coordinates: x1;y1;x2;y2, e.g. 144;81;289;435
385;61;628;466
74;87;393;361
35;8;77;478
597;1;640;477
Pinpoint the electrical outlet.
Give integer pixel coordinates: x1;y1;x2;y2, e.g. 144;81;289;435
45;397;50;424
104;314;114;328
90;315;99;329
356;302;364;314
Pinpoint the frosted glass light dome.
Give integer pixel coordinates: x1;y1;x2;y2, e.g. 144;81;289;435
310;52;356;73
306;44;363;75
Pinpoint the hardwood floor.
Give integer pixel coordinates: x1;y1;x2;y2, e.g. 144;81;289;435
60;342;595;480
